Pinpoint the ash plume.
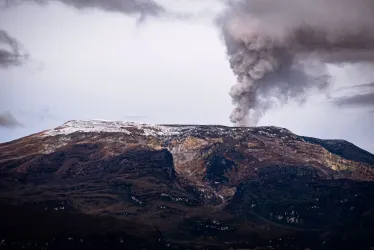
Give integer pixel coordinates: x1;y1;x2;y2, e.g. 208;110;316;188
220;0;374;126
0;30;27;68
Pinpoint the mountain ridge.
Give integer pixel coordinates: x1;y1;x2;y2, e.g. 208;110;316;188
0;120;374;249
3;119;372;157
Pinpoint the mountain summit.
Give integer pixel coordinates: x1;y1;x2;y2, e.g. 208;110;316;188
1;120;374;249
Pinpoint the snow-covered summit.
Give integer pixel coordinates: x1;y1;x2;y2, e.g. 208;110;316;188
43;120;186;137
41;119;297;141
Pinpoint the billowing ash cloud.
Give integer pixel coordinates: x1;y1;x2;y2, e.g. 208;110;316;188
220;0;374;126
0;112;22;128
0;30;27;68
8;0;164;18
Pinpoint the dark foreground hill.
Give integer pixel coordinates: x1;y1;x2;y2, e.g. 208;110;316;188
1;120;374;249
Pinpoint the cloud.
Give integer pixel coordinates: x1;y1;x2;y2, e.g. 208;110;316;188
0;112;22;128
333;92;374;107
332;82;374;107
6;0;165;19
337;82;374;92
352;82;374;89
219;0;374;126
0;30;28;68
0;0;165;69
0;0;196;72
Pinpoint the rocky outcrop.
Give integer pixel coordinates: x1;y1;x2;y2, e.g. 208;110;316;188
0;120;374;249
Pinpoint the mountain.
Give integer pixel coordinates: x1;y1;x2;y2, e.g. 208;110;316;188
1;120;374;249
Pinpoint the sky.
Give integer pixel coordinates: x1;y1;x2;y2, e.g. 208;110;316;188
0;0;373;153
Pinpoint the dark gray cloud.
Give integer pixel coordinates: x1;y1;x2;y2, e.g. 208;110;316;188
333;92;374;107
332;82;374;107
219;0;374;126
337;82;374;92
0;30;27;68
5;0;164;18
351;82;374;89
0;112;22;128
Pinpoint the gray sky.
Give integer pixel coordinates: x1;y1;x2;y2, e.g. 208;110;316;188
0;0;373;153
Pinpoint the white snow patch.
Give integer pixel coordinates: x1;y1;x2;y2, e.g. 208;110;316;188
42;120;184;137
40;120;295;143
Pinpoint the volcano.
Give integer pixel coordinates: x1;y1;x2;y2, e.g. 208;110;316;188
1;120;374;249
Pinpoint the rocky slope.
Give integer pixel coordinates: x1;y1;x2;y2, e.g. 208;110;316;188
0;120;374;249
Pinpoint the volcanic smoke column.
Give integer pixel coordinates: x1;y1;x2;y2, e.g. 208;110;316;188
223;18;285;126
221;0;374;126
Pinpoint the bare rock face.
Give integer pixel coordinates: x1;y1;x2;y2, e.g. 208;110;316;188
0;120;374;249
